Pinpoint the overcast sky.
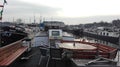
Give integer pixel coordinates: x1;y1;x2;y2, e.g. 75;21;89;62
1;0;120;25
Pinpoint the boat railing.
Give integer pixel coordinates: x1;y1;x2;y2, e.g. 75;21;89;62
0;38;28;67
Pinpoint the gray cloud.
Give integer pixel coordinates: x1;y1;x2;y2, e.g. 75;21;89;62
2;0;120;24
3;0;62;17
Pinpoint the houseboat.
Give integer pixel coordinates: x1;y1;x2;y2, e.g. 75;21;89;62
84;27;119;44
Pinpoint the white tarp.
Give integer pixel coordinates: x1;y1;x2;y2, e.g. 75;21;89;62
62;36;74;41
33;36;49;47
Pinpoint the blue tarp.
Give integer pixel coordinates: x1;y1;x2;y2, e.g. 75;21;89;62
40;23;44;28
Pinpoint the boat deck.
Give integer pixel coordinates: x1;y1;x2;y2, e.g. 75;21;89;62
7;31;120;67
9;47;120;67
10;47;71;67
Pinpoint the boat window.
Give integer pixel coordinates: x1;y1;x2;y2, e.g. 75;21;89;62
52;31;60;36
103;32;105;35
100;32;102;35
106;33;109;36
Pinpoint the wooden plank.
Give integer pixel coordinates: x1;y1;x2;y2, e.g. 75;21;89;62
0;47;28;66
0;38;28;66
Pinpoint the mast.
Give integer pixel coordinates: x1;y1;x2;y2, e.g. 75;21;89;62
34;15;36;24
39;15;42;23
13;17;14;23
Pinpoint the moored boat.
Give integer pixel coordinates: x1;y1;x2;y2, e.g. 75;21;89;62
61;40;118;59
0;25;27;47
48;29;118;66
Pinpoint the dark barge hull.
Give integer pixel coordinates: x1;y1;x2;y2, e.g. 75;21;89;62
64;29;83;37
83;32;119;45
0;32;27;47
72;29;83;36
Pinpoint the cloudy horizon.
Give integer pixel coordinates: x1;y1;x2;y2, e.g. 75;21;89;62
1;0;120;25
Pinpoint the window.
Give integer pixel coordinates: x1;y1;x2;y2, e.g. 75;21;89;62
52;31;60;36
106;33;109;36
100;32;102;35
103;32;105;35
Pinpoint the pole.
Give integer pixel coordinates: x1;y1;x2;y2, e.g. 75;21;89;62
118;30;120;62
0;22;1;47
96;43;100;58
0;0;6;21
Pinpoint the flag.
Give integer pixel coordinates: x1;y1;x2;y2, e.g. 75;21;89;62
0;10;3;15
0;5;4;7
0;10;3;18
0;10;3;20
4;0;7;4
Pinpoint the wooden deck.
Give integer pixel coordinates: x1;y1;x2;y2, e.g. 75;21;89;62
61;40;118;59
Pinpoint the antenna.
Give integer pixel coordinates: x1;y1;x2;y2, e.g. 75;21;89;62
29;17;31;23
13;17;14;23
39;15;42;23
